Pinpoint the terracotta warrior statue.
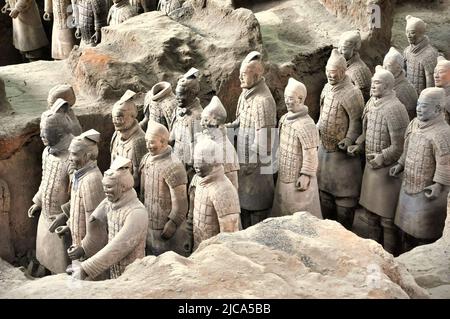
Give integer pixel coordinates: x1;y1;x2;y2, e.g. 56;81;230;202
72;0;108;47
225;51;276;229
348;66;410;255
140;81;177;132
129;0;148;13
390;87;450;253
28;107;74;274
139;121;188;256
51;130;105;264
199;96;239;189
69;156;148;280
189;138;241;250
0;77;12;113
47;84;82;136
170;68;203;181
271;78;321;218
338;30;372;101
434;56;450;124
404;15;439;95
107;0;137;26
317;49;364;230
383;47;418;121
43;0;76;59
1;0;48;61
110;90;147;189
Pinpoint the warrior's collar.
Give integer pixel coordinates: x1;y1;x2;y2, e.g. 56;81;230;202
109;188;138;210
347;52;362;67
330;75;352;92
394;70;407;86
199;165;225;186
48;134;73;156
177;98;202;117
286;105;309;120
147;146;172;162
417;113;445;130
118;120;140;141
72;162;97;190
243;78;266;99
372;91;396;107
410;36;430;55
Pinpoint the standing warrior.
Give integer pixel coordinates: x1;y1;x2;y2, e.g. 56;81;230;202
110;90;147;189
390;88;450;253
107;0;136;26
43;0;76;59
317;49;364;229
139;121;188;256
72;0;108;47
271;78;321;218
404;15;439;95
191;139;241;250
1;0;48;60
170;68;203;181
47;84;82;136
199;96;239;189
226;51;276;229
70;157;148;280
140;81;177;132
434;56;450;124
348;66;410;255
28;106;74;274
383;47;418;121
338;30;372;101
52;130;105;261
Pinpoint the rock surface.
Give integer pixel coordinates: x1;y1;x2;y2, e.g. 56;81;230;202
396;196;450;299
0;213;429;299
68;1;262;121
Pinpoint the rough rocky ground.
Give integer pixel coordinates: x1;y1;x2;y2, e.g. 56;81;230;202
0;213;429;299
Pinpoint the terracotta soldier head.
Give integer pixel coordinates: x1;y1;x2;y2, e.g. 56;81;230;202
284;78;307;113
239;51;264;89
40;106;71;147
175;68;200;109
416;87;445;122
405;15;427;46
201;96;227;129
338;30;361;61
102;156;134;203
370;66;395;99
68;129;101;171
193;138;222;178
47;84;76;108
383;47;404;78
112;90;138;133
434;56;450;88
145;121;170;156
326;49;347;85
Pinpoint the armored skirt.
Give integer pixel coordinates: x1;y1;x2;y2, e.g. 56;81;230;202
317;146;362;199
50;24;75;59
395;186;450;240
271;177;321;219
359;165;401;218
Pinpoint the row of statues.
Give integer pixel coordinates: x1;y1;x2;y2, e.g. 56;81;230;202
1;0;182;61
13;14;450;279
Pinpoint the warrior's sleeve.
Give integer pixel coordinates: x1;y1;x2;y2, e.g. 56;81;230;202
32;149;49;207
44;0;52;13
92;0;107;31
254;96;276;156
164;163;188;226
214;184;241;233
14;0;32;12
424;50;439;89
355;101;371;146
381;105;409;166
432;130;450;186
81;199;108;258
81;172;105;219
138;154;149;202
298;122;320;177
343;89;364;143
132;136;148;189
81;207;148;279
186;175;198;234
106;6;112;25
398;118;416;167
